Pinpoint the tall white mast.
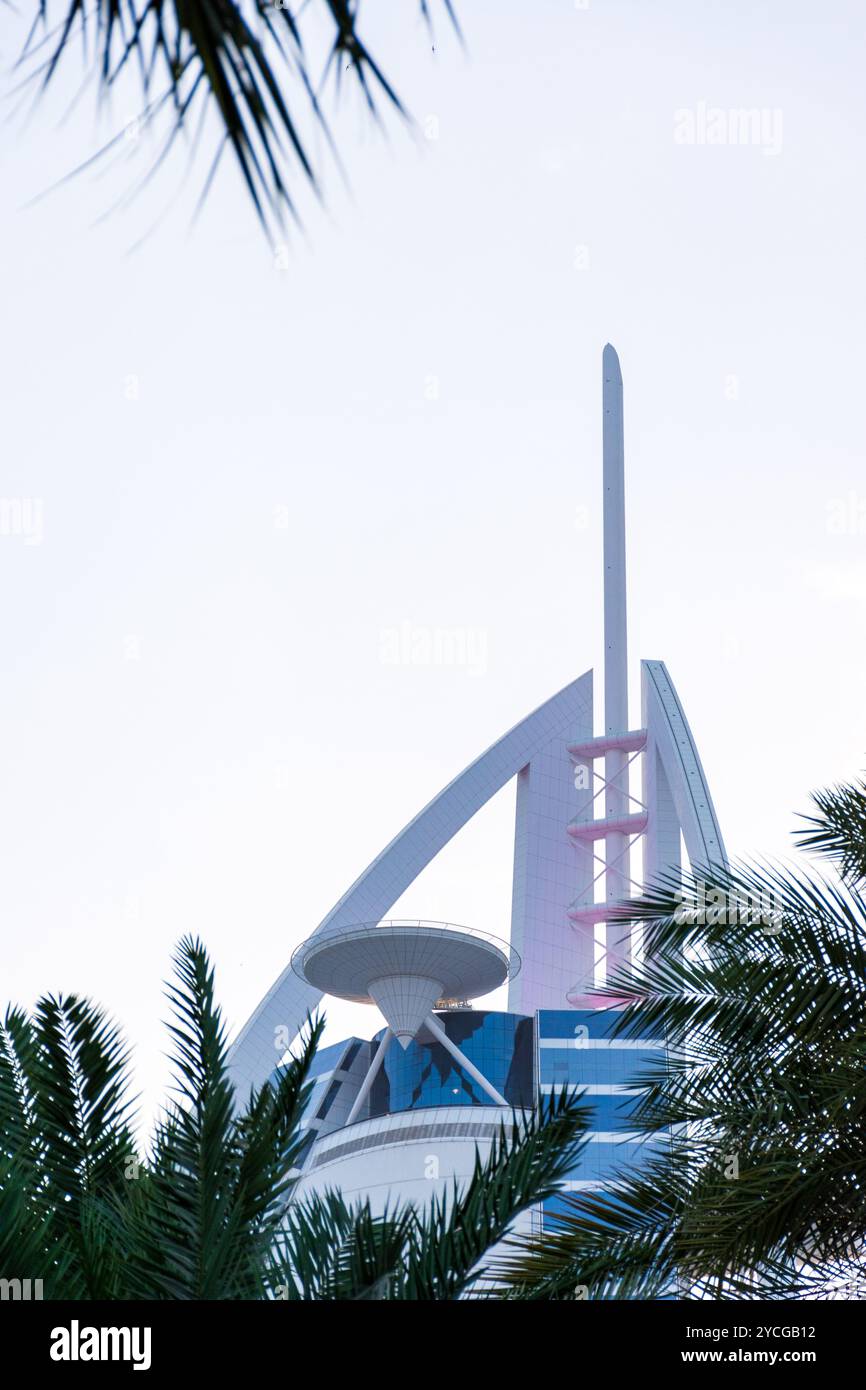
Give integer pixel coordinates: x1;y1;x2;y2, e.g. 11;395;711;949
602;344;631;970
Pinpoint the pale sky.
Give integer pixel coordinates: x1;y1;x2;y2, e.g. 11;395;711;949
1;1;864;1133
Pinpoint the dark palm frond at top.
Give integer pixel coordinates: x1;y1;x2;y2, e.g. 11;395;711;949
17;2;461;234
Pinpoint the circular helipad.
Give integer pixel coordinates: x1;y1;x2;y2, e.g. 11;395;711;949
292;920;519;1004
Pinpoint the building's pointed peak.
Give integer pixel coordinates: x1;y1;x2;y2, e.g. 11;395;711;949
603;342;622;381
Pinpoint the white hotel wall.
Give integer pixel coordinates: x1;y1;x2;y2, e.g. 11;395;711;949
293;1105;532;1234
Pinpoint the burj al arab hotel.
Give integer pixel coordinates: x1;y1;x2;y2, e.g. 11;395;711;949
227;345;727;1220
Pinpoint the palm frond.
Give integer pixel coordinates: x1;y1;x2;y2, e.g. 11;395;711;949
20;1;462;234
0;996;138;1298
502;825;866;1299
795;776;866;884
28;993;136;1213
272;1190;415;1300
119;936;323;1299
272;1088;591;1300
402;1089;591;1300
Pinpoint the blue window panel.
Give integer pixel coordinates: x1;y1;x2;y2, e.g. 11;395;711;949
341;1039;363;1071
572;1093;645;1131
307;1038;363;1080
293;1131;317;1171
542;1192;582;1223
369;1011;533;1118
539;1048;666;1088
537;1012;671;1207
544;1051;667;1090
316;1078;343;1120
537;1009;665;1042
269;1037;364;1091
567;1138;665;1184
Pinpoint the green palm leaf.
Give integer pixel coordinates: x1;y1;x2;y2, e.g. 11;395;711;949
795;777;866;884
0;995;138;1298
272;1089;591;1300
118;935;323;1299
272;1191;415;1300
403;1089;590;1300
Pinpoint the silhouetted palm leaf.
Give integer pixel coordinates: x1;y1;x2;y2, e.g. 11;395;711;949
795;777;866;884
19;1;461;233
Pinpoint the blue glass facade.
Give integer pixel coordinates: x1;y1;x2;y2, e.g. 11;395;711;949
368;1010;533;1117
537;1009;669;1223
291;1008;669;1216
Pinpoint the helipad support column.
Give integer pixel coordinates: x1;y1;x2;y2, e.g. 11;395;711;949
345;1029;393;1126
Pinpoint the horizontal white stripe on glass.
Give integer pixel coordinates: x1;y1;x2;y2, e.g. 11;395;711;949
539;1083;642;1095
539;1038;665;1049
585;1131;663;1143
